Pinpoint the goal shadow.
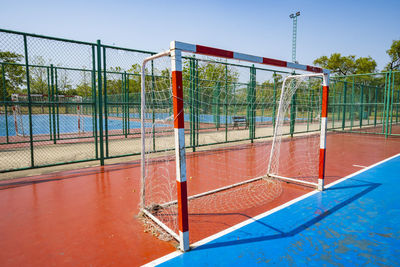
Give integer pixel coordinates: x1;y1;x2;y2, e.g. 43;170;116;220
192;178;380;250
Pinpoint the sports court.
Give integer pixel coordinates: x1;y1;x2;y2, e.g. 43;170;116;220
0;132;399;266
151;153;400;266
1;27;400;267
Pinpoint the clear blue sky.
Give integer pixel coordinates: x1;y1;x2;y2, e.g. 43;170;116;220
1;0;399;70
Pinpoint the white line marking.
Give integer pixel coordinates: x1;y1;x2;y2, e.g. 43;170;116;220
142;250;183;267
143;153;400;266
325;153;399;189
353;164;367;168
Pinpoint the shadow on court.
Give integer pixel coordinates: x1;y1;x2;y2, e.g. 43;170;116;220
192;178;380;251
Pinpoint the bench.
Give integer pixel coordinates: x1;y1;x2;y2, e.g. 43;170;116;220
232;116;248;129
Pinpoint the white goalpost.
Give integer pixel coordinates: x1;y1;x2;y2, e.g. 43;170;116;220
74;95;84;134
139;41;330;252
11;93;25;137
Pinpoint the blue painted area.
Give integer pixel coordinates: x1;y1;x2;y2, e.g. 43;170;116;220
160;156;400;266
0;114;167;136
0;112;311;137
113;112;305;124
115;112;276;124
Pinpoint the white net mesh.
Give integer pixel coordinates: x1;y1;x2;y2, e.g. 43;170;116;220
11;94;25;136
140;55;285;242
268;74;324;186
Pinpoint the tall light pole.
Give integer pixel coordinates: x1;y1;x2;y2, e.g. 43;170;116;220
289;11;300;63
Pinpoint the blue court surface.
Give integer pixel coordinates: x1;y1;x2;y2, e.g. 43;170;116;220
1;113;300;137
0;114;167;136
150;154;400;266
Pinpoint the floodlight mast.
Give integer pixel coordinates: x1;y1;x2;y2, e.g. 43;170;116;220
289;11;300;62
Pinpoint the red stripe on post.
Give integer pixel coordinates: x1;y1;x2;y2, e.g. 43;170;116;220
262;57;287;67
321;86;329;118
319;148;326;179
306;66;323;73
196;45;234;59
177;181;189;232
172;71;184;128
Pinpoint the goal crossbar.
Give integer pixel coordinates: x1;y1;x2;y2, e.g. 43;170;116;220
171;41;330;75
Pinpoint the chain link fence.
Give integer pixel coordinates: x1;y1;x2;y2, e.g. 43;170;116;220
1;28;399;173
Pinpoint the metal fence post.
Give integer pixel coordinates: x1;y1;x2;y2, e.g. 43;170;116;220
350;77;355;130
225;64;228;142
23;34;35;167
189;58;195;151
374;86;378;127
272;72;277;130
50;65;57;144
252;66;256;141
150;62;156;152
46;67;52;141
102;46;109;158
91;45;99;159
1;64;10;143
97;40;105;165
342;81;347;130
389;70;395;135
360;84;364;128
195;59;199;147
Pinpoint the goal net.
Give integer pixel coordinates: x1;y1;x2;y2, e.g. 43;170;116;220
267;74;327;188
11;94;25;137
139;42;329;251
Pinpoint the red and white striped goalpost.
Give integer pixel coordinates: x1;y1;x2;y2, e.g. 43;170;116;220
141;41;330;252
170;46;190;251
319;74;330;191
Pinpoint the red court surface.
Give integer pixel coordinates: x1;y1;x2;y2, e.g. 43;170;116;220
0;133;399;266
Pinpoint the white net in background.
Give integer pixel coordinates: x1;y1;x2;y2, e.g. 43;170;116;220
139;55;178;240
11;94;25;137
140;55;283;242
267;74;324;186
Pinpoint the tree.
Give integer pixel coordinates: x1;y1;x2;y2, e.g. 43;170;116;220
0;51;25;99
313;53;356;75
75;70;92;97
313;53;376;75
355;56;377;74
29;56;48;95
385;40;400;71
181;60;239;114
57;68;73;94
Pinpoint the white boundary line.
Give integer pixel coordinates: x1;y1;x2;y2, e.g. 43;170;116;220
353;164;367;168
142;152;400;267
324;152;400;189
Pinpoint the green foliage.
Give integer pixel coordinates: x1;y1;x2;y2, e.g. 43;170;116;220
0;51;25;99
257;73;283;101
313;53;355;75
355;57;377;74
29;56;48;95
181;60;240;113
128;64;141;74
75;70;92;97
105;69;124;96
313;53;376;75
385;40;400;71
57;69;73;94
